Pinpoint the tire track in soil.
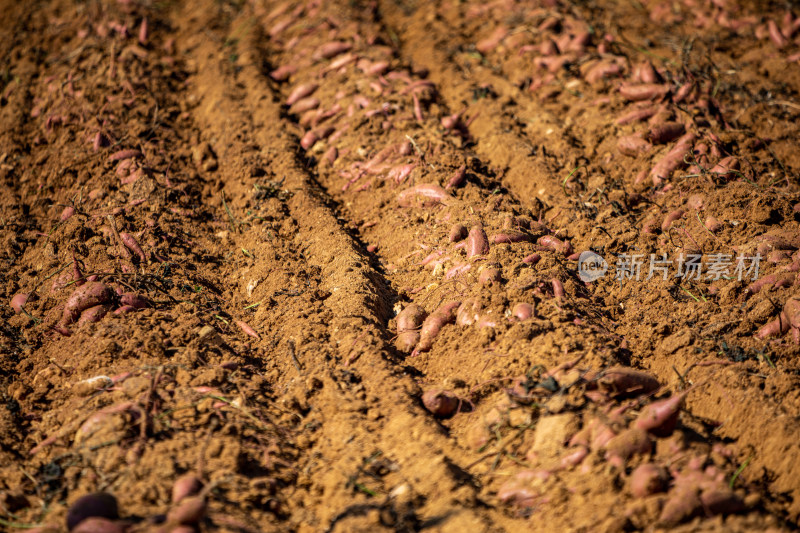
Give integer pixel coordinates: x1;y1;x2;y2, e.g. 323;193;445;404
376;0;800;522
174;2;497;530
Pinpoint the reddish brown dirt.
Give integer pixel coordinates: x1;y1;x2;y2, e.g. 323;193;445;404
2;0;800;531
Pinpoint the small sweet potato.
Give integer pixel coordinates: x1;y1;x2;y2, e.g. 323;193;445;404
629;463;669;498
62;282;114;324
466;225;490;259
422;390;459;417
416;301;460;353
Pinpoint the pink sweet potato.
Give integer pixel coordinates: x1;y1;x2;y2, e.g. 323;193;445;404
288;97;320;115
235;320;259;339
62;282;114;324
456;299;481;326
784;297;800;328
598;367;660;398
446;165;467;189
648;122;685;144
416;301;460;353
629;463;669;498
619;83;669;101
634;385;699;437
397;184;451;208
755;312;790;339
286;83;318;106
167;495;207;525
617;135;652;156
312;41;351;61
396;304;427;333
172;474;203;504
119;232;146;262
422;390;460;418
490;231;531;244
478;267;501;285
395;331;420;352
511;302;534;321
604;427;652;467
449;224;468;242
537;235;572;255
466;225;490;259
77;305;109;325
661;209;685;231
120;293;150;309
659;487;701;525
11;293;29;314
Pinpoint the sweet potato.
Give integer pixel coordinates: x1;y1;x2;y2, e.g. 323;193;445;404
172;474;203;504
312;41;351;61
479;267;501;285
167;495;206;525
784;297;800;328
456;299;481;326
617;135;652;156
629;463;669;498
444;262;471;280
511;302;534;321
286;83;318;106
446;164;467;189
416;301;460;353
648;122;685;144
598;367;660;398
619;83;669;101
119;232;146;262
661;209;684;231
11;293;29;314
396;304;426;333
466;225;490;259
616;106;658;125
422;390;459;417
78;305;109;325
72;518;125;533
552;279;565;300
395;331;420;352
288;97;320;115
659;487;701;525
236;320;259;339
634;385;699;437
62;282;114;324
490;231;531;244
449;223;468;242
755;312;790;339
66;492;119;530
397;184;451;208
523;253;541;265
60;206;75;222
538;235;572;255
605;427;652;467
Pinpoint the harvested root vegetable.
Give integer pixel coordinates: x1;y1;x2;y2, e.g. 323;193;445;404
172;474;204;504
60;206;75;222
619;83;669;101
784;297;800;328
635;385;700;437
78;305;109;325
396;331;420;352
479;267;501;285
236;320;260;339
416;301;460;353
537;235;572;255
72;518;125;533
511;302;534;321
11;293;29;313
523;253;541;265
629;463;669;498
710;156;740;179
659;487;701;525
120;293;149;309
286;83;318;106
456;299;481;326
490;231;531;244
551;279;565;300
705;216;722;232
449;223;468;242
422;390;460;417
661;209;685;231
604;427;652;468
617;135;652;156
396;303;427;333
62;282;115;325
756;312;790;339
598;367;660;398
167;495;207;525
312;41;351;61
66;492;119;531
648;122;685;144
119;232;146;262
397;183;451;208
446;164;467;189
466;225;490;259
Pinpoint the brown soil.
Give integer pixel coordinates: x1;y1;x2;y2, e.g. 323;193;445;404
2;0;800;531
